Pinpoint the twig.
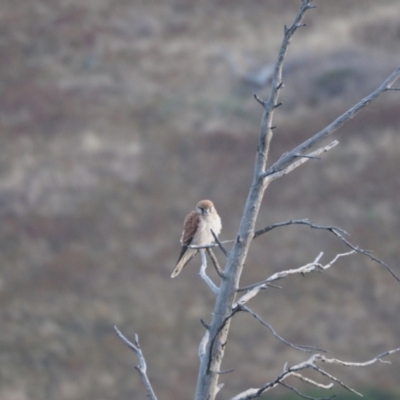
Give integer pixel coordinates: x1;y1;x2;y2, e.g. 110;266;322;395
290;372;334;390
254;93;266;107
264;66;400;177
200;319;210;330
237;251;354;292
211;229;229;257
113;326;158;400
188;232;229;257
254;219;349;239
188;244;216;250
263;141;339;181
255;0;314;174
238;305;326;353
206;248;225;278
229;349;400;400
310;364;362;397
254;219;400;282
206;307;240;373
199;250;219;294
316;347;400;367
280;381;336;400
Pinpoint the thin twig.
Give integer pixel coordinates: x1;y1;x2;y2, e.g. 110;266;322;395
211;229;229;257
255;0;314;174
114;326;158;400
280;381;336;400
206;248;225;278
206;307;240;373
290;372;334;390
238;251;354;292
238;305;326;353
229;349;400;400
188;244;216;250
254;93;266;106
264;66;400;177
254;218;400;282
263;141;338;180
310;364;362;397
200;319;210;330
254;219;349;238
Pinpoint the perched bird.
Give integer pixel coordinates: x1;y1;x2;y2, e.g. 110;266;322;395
171;199;222;278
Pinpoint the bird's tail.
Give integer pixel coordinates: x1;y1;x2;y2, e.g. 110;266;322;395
171;248;197;278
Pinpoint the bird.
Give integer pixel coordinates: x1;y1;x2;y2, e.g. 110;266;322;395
171;199;222;278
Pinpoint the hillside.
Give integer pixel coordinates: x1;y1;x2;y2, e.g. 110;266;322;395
1;1;400;399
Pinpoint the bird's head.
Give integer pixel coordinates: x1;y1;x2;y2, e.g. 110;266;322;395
196;199;215;215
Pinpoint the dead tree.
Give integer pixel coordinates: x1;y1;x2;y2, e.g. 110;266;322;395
115;1;400;399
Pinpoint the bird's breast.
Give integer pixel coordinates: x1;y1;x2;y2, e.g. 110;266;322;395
191;214;221;246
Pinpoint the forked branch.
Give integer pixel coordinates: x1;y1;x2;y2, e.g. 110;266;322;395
229;348;400;400
264;66;400;178
199;249;219;294
237;250;355;294
114;326;158;400
254;219;400;282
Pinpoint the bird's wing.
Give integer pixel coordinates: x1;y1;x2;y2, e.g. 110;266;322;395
180;211;200;246
171;211;200;278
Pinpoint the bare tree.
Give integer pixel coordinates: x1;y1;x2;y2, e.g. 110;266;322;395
115;1;400;399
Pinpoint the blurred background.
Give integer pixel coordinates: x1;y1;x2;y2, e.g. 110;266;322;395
1;0;400;399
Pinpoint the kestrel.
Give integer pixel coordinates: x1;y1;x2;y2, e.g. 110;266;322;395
171;199;222;278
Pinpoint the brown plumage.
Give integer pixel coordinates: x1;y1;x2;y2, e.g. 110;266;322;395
171;200;222;278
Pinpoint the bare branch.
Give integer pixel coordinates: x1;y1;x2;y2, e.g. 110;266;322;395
211;229;229;257
206;306;240;374
200;319;210;330
254;219;349;239
188;244;216;250
238;251;354;292
206;248;225;278
199;250;219;294
254;219;400;282
263;141;339;181
113;326;158;400
264;66;400;177
280;381;336;400
316;347;400;368
254;93;266;107
229;349;400;400
255;0;314;174
310;364;362;397
238;305;326;353
290;372;334;390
